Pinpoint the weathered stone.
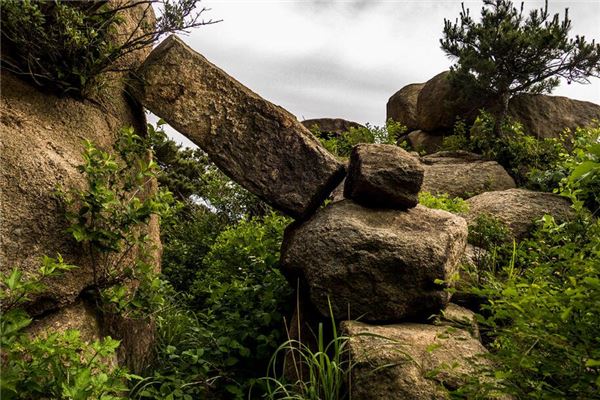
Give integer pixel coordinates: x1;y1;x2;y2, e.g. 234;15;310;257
420;151;516;198
404;130;444;154
301;118;364;138
280;201;468;322
342;320;493;400
465;188;574;239
132;35;346;219
416;71;484;132
508;93;600;139
344;144;424;209
436;303;480;340
387;83;425;132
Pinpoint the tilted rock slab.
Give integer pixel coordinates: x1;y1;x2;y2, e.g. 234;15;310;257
344;144;424;209
420;151;516;199
465;188;574;239
280;201;468;322
132;35;346;219
342;320;494;400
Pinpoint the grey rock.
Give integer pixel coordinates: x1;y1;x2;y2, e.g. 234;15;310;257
301;118;364;138
508;93;600;139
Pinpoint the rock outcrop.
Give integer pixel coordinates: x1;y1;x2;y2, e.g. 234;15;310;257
301;118;364;138
386;83;424;132
343;320;492;400
465;188;574;239
0;3;159;372
344;144;424;209
280;201;468;322
391;71;600;137
508;93;600;139
132;35;346;220
420;151;516;198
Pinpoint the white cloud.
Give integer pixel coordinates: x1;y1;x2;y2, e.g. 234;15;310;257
161;0;600;146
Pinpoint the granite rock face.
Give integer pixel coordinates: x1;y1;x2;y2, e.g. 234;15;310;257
280;201;468;322
132;35;346;219
420;151;516;198
344;144;424;209
343;320;493;400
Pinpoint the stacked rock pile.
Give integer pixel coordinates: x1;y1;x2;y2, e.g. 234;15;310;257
280;143;468;322
131;35;503;399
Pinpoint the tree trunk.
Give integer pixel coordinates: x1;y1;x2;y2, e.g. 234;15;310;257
493;93;511;137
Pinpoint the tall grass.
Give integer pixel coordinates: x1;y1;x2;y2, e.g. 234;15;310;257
254;300;352;400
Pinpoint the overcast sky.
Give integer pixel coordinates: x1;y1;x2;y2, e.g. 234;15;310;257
156;0;600;147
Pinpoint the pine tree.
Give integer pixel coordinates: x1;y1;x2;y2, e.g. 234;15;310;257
441;0;600;136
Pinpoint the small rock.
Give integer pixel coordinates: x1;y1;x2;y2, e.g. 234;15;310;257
344;144;424;209
404;130;444;154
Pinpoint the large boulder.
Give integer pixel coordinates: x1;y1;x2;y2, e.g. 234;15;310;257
508;93;600;139
344;144;424;209
465;188;574;239
420;151;516;198
387;83;424;132
416;71;483;133
301;118;364;138
280;201;468;322
132;35;346;220
342;320;493;400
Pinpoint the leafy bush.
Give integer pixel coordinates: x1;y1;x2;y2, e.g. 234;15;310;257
442;110;565;186
311;119;407;158
418;191;469;213
0;0;216;96
454;152;600;398
0;257;131;400
59;126;174;317
138;213;292;399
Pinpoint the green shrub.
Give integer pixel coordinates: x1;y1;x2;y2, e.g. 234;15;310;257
441;110;565;186
137;213;293;399
312;119;408;158
418;191;469;213
455;153;600;398
0;257;131;400
0;0;215;96
59;125;174;317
